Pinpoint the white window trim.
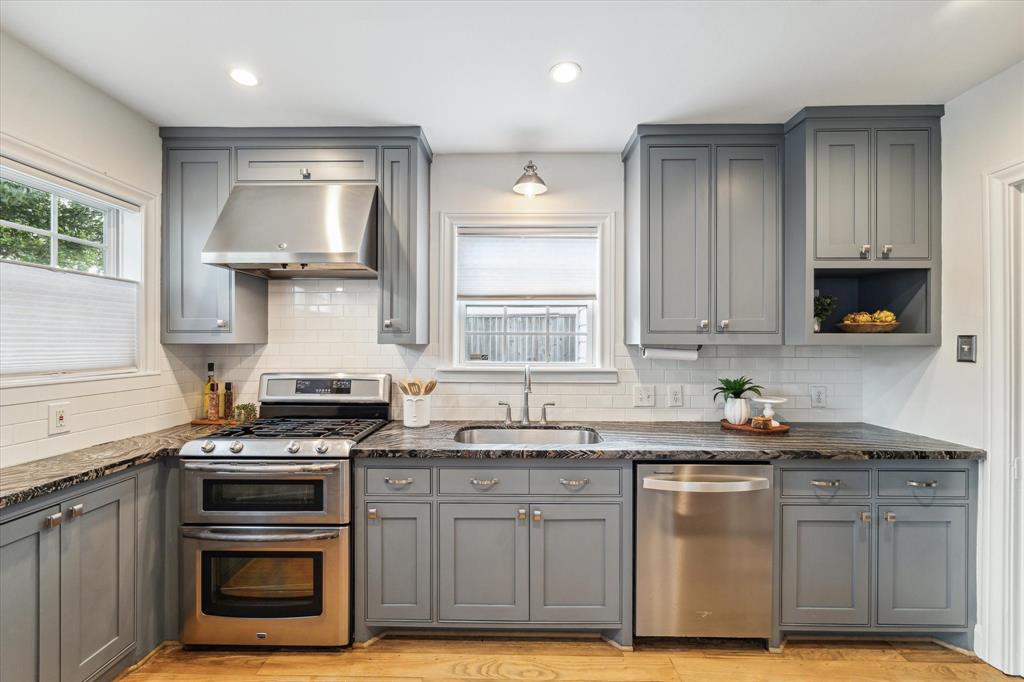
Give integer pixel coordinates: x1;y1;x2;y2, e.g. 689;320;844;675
0;132;159;390
437;212;618;384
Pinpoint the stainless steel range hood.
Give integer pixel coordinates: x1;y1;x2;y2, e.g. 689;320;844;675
202;184;378;278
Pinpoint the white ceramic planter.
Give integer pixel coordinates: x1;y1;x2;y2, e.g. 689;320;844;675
723;397;751;425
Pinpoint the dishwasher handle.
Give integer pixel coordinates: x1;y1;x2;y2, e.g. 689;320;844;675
642;476;770;493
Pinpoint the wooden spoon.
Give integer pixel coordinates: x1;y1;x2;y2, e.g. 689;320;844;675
397;381;410;396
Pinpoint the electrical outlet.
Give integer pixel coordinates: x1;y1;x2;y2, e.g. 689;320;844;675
48;402;71;435
633;384;655;407
666;384;684;407
809;385;828;409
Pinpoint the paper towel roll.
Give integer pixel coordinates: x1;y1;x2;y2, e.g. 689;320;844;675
640;346;700;361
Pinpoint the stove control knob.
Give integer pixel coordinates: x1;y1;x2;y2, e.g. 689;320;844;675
314;440;329;454
286;440;301;454
200;440;216;453
229;440;244;454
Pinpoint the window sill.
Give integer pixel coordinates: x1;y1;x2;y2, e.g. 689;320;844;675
0;369;160;392
436;366;619;384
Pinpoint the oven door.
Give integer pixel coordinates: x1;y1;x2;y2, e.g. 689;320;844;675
180;526;349;646
180;459;348;525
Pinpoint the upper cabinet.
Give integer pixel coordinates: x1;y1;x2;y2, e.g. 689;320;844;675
160;128;432;345
783;106;943;346
623;126;784;347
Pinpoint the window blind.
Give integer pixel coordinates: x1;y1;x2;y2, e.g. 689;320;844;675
456;234;599;299
0;261;138;376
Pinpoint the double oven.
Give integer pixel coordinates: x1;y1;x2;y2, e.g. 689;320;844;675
178;373;389;647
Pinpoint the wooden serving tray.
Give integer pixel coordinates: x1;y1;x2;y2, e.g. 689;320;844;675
190;418;239;426
720;419;790;435
837;321;900;333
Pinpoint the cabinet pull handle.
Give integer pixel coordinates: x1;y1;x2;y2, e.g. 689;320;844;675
860;511;872;524
884;511;897;523
882;244;893;257
532;509;543;522
559;478;590;489
44;512;63;529
66;504;84;520
216;319;227;328
384;477;414;486
810;479;841;488
719;319;730;331
860;244;872;257
470;478;499;488
699;319;709;331
367;508;378;521
906;480;937;488
382;318;395;330
517;508;527;521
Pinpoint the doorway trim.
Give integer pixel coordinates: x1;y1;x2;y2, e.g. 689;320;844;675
977;159;1024;675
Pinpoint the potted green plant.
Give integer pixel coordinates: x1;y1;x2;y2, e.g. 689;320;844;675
713;376;764;425
813;294;839;333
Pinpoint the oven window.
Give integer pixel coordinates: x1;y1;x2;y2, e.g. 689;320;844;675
202;480;324;512
201;551;323;618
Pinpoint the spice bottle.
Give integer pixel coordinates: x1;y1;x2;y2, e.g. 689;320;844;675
223;382;234;421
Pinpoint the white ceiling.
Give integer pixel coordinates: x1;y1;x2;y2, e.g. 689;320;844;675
2;1;1022;153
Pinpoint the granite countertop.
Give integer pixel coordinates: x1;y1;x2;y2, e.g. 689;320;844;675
354;421;985;461
0;424;214;510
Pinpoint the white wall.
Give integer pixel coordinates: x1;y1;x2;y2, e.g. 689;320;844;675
209;153;863;422
862;61;1024;446
0;33;203;467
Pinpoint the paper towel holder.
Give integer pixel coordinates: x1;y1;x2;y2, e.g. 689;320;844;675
639;345;703;361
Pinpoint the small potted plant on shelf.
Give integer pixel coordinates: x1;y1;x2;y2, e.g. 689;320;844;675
713;376;764;425
813;294;839;333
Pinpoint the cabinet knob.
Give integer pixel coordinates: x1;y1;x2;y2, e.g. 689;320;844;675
699;319;709;330
517;508;527;521
66;504;84;520
719;319;730;331
532;509;543;522
299;168;311;180
884;511;897;523
216;319;227;328
44;512;63;529
882;244;893;257
860;511;872;524
367;508;378;521
382;318;394;330
860;244;872;257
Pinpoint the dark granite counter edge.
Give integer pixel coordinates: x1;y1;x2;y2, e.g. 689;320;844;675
353;448;984;460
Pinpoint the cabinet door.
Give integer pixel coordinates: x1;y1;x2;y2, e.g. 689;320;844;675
875;130;930;260
378;147;414;344
236;147;377;182
781;505;871;625
0;507;61;682
165;148;233;333
877;505;966;626
715;146;779;334
529;504;620;623
814;130;871;259
61;479;136;682
365;502;431;621
647;146;711;337
439;503;529;621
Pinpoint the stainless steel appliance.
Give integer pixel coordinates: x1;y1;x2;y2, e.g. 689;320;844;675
635;463;773;639
179;372;390;647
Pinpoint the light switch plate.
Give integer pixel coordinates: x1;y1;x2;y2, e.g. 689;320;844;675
956;335;977;363
666;384;684;407
633;384;655;407
48;402;71;435
809;385;828;409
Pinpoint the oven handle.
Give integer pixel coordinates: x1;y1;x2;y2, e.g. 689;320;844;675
182;462;340;474
181;528;340;543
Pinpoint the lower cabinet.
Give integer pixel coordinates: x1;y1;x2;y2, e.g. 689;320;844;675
365;502;431;621
0;478;136;682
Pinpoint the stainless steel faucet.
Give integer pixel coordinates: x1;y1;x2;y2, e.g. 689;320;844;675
520;364;532;425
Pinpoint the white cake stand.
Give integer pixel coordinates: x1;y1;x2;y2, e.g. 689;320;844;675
751;396;787;425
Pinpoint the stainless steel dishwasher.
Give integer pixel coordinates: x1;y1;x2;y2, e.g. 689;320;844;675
635;463;773;638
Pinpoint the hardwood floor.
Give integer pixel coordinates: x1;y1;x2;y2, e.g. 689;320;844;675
118;636;1014;682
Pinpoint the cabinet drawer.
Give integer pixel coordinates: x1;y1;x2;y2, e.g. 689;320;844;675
877;470;967;498
529;469;620;496
780;469;870;498
236;147;377;182
438;469;528;495
365;468;431;495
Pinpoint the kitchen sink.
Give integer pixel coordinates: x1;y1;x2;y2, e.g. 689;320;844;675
454;426;603;445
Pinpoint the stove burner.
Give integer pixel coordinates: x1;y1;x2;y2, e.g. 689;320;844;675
209;417;384;440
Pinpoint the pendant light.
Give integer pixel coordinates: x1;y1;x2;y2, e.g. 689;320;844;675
512;160;548;198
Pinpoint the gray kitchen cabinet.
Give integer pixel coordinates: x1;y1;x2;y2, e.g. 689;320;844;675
715;145;780;334
813;130;871;260
439;503;530;621
162;147;267;344
877;505;967;626
60;479;136;682
780;504;872;625
529;504;620;623
0;506;61;682
365;502;431;621
235;147;377;182
875;129;931;260
623;126;783;346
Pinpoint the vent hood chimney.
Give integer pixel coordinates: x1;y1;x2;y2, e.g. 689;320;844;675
202;184;378;278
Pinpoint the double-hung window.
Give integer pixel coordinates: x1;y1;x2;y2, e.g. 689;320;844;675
455;226;600;367
0;165;141;380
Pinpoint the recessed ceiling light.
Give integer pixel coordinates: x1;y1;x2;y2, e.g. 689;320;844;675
549;61;581;84
229;68;260;87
